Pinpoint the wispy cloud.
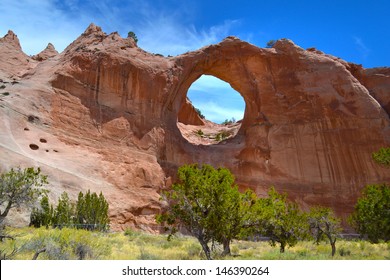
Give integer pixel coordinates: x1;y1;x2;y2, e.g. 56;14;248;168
194;101;245;124
190;75;232;92
0;0;87;54
0;0;239;56
187;75;245;123
353;36;370;60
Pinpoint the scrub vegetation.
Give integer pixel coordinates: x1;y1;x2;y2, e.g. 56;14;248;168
0;146;389;260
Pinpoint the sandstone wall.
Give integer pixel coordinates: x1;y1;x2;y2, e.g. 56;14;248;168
1;24;389;228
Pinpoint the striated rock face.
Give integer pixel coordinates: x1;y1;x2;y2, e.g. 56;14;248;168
178;99;205;125
0;24;389;229
359;67;390;115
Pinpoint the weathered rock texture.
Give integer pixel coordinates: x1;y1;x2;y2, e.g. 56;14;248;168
0;24;389;229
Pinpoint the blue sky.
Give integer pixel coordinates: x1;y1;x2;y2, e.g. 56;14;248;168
1;0;389;123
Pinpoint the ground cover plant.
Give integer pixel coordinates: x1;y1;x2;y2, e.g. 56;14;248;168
0;226;389;260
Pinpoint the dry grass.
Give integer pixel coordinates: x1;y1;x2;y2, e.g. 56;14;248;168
1;227;389;260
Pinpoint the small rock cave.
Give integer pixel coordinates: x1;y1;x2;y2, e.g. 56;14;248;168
29;144;39;150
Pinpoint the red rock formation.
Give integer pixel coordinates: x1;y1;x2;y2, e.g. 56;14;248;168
0;30;36;77
32;43;58;61
178;98;205;125
359;67;390;115
0;24;389;229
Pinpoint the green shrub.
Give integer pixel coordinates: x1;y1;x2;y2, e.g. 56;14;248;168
372;147;390;166
349;184;390;243
196;129;204;137
30;190;109;231
127;31;138;43
0;167;48;225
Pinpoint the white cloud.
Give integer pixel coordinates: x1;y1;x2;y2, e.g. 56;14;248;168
135;18;239;56
190;75;232;92
195;101;244;124
353;36;370;60
0;0;86;54
0;0;240;56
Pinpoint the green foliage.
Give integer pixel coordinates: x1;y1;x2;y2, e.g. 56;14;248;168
195;108;205;119
53;192;74;228
1;227;389;260
127;31;138;43
30;195;54;228
30;190;109;231
0;167;48;224
221;118;236;125
264;188;308;252
215;131;230;142
266;40;276;48
247;187;308;253
372;147;390;166
349;184;390;243
21;227;110;260
75;190;110;231
307;206;341;256
157;164;250;259
196;129;204;137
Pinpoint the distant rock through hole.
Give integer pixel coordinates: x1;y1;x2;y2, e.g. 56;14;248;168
177;75;245;145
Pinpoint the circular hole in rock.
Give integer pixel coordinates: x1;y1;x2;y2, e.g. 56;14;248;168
24;127;29;131
45;150;49;152
177;75;245;145
29;144;39;150
53;149;58;153
39;138;47;143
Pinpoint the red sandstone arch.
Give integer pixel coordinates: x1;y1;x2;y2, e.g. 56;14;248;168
49;26;389;224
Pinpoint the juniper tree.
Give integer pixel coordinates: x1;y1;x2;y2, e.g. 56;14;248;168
157;164;250;259
0;167;48;225
249;187;308;253
53;192;74;228
75;190;109;231
307;206;341;256
350;184;390;243
30;194;54;228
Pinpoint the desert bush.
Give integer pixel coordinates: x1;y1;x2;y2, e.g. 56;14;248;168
157;164;252;259
30;190;109;231
349;184;390;243
372;147;390;166
0;167;48;225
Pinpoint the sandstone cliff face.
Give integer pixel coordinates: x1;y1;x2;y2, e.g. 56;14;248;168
0;30;36;77
0;24;389;229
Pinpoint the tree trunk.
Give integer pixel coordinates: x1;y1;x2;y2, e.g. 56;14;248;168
198;239;212;260
222;239;231;256
280;242;285;253
0;201;13;225
331;241;336;257
32;248;46;260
